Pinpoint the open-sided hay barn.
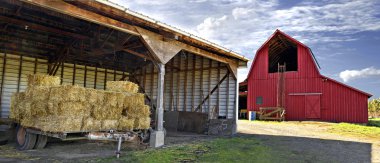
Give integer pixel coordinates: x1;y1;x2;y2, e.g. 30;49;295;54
246;30;371;123
0;0;248;147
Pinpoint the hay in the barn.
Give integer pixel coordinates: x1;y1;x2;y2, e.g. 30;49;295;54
20;118;35;128
133;117;151;129
125;104;150;118
30;100;48;117
101;120;119;130
57;102;91;117
106;81;139;93
9;92;25;121
49;85;87;102
24;86;51;101
27;74;60;87
82;117;102;131
117;116;135;131
123;93;145;108
16;101;32;120
92;105;123;120
86;88;104;104
33;116;83;132
104;91;119;107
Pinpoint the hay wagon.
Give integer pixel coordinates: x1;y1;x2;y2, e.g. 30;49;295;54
10;75;153;154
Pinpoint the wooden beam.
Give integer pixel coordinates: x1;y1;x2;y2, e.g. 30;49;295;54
169;58;174;111
17;54;23;92
217;62;220;112
199;57;204;112
21;0;139;36
191;55;196;111
183;55;188;112
176;57;181;111
208;59;211;112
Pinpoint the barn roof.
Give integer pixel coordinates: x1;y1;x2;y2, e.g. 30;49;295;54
247;29;372;98
74;0;249;63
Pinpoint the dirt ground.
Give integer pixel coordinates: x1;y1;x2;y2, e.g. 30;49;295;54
238;120;380;163
0;121;379;163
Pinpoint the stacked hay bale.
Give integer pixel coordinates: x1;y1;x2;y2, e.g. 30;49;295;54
9;74;151;133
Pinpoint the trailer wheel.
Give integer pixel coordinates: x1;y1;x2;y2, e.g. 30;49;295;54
16;126;37;150
34;134;48;149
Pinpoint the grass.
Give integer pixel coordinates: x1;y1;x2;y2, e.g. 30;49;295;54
329;122;380;138
96;137;288;163
368;118;380;127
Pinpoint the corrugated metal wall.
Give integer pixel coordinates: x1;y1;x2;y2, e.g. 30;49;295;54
135;53;237;119
247;41;369;123
0;53;125;118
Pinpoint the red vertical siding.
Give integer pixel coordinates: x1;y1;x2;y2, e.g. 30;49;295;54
247;31;370;123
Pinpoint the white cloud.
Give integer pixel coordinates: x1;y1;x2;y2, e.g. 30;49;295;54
196;15;228;39
339;67;380;82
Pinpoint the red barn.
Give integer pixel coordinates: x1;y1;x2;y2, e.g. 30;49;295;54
247;30;371;123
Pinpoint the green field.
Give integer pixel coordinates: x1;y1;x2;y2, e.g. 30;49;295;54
329;122;380;138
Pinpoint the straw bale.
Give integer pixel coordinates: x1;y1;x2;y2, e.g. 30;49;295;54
49;85;87;102
106;81;139;93
101;120;119;130
10;92;25;121
30;100;48;117
125;104;150;118
104;92;118;107
20;118;35;128
57;102;91;117
24;86;51;101
123;93;145;108
86;89;104;104
117;116;135;131
133;117;151;129
47;102;59;115
27;74;60;87
92;105;123;120
33;116;83;132
82;117;102;131
17;101;32;119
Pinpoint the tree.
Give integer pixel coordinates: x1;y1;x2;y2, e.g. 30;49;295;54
368;98;380;118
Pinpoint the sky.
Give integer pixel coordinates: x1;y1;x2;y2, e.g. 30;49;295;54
110;0;380;99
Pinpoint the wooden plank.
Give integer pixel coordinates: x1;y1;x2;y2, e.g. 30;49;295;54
150;63;154;108
60;62;64;84
17;55;22;92
176;57;181;111
34;58;37;74
208;59;211;112
104;68;107;90
22;0;139;36
94;66;97;89
226;68;229;118
217;62;220;112
84;65;87;87
72;63;76;85
183;55;188;112
169;58;174;111
191;55;196;111
199;57;204;112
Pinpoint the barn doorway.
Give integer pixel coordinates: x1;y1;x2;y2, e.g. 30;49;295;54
305;95;321;119
268;34;298;73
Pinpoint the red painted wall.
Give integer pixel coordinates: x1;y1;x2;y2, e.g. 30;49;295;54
247;31;370;123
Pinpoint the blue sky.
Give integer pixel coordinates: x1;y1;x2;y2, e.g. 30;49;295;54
110;0;380;98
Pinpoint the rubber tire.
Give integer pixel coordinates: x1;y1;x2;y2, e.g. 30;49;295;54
17;127;37;150
34;134;48;149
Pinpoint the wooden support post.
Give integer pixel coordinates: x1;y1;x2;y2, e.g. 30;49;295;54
17;55;23;92
143;66;146;89
226;68;230;118
72;63;76;85
156;63;165;131
183;55;188;112
150;64;154;108
33;58;37;74
84;65;87;87
0;53;7;116
94;66;97;89
169;58;174;111
217;62;220;113
60;62;64;84
191;55;196;112
199;57;204;112
113;69;116;81
176;57;181;111
104;69;107;90
208;59;212;112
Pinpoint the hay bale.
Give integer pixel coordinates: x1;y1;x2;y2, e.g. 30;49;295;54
101;120;119;130
17;101;32;120
57;102;91;117
125;104;150;118
104;91;118;107
106;81;139;93
117;116;135;131
123;93;145;108
9;92;25;121
133;117;151;129
82;117;102;131
92;105;123;120
20;118;35;128
27;74;60;87
33;116;83;132
49;85;87;102
30;100;48;117
86;89;104;104
25;86;51;101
